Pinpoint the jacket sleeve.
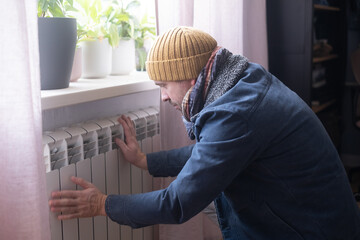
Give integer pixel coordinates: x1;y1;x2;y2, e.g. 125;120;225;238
146;144;194;177
105;109;260;228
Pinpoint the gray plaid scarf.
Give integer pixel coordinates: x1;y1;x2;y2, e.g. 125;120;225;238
182;48;249;139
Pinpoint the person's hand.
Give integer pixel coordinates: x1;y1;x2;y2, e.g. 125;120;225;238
49;176;107;220
116;115;147;170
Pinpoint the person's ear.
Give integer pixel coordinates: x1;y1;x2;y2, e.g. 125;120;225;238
190;79;196;86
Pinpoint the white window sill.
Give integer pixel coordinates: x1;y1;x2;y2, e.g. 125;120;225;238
41;71;158;110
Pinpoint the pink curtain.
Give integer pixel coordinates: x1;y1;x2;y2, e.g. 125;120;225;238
0;1;50;239
155;0;268;239
193;0;268;68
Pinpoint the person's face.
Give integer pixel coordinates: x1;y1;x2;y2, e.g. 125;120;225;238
155;79;196;111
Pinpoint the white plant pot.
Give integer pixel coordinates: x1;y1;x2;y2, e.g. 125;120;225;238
81;38;112;78
70;47;82;82
111;39;135;75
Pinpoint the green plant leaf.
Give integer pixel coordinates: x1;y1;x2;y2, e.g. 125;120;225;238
37;5;43;17
38;0;70;17
62;0;155;51
115;12;129;23
49;3;65;17
102;4;114;19
126;0;140;11
107;10;117;23
76;0;90;15
86;29;100;39
136;47;147;71
38;0;48;17
48;0;57;10
89;3;98;22
107;23;120;47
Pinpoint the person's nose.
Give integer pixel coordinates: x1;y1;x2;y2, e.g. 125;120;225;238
160;90;170;102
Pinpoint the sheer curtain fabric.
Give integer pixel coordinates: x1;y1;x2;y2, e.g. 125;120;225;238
0;1;50;239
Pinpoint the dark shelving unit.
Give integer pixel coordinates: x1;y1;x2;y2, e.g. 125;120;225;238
267;0;347;149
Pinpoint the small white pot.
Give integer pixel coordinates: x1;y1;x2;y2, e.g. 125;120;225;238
111;39;135;75
81;38;112;78
70;47;82;82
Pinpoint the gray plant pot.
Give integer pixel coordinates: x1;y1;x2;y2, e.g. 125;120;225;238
38;17;77;90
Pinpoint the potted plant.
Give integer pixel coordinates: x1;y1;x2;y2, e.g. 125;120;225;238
38;0;77;90
69;31;85;82
72;0;119;79
134;14;156;71
64;4;87;82
105;0;140;75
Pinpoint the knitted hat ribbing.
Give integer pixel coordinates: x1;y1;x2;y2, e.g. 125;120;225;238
146;27;217;81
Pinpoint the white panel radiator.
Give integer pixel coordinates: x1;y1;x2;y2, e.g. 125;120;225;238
43;107;160;240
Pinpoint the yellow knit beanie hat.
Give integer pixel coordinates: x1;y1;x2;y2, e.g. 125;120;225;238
146;26;217;81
